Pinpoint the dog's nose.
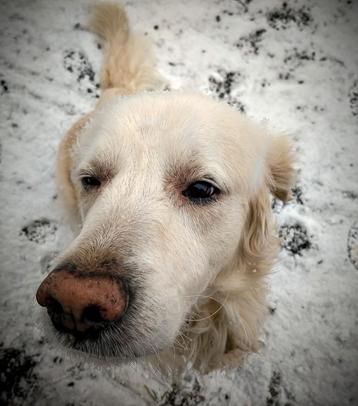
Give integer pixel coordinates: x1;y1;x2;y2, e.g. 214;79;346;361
36;268;127;335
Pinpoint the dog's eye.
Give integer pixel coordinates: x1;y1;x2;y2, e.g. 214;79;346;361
81;176;101;190
182;181;220;204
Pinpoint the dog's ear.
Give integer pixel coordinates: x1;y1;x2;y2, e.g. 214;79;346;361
56;113;92;230
266;135;295;202
208;135;295;361
241;134;295;268
56;90;127;231
207;192;280;363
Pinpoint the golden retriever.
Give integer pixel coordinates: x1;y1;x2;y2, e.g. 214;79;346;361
36;3;294;372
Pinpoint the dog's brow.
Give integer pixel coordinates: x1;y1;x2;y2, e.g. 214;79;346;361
79;159;115;180
165;160;224;190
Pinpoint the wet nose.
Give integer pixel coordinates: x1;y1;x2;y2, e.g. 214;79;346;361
36;267;127;335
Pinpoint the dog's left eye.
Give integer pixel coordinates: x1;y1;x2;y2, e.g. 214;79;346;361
182;181;220;204
81;176;101;190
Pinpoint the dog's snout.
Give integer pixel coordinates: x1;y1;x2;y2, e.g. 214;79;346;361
36;267;127;335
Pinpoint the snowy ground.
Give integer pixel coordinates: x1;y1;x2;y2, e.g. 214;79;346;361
0;0;357;405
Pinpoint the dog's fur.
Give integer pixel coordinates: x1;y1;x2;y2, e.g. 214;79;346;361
50;3;294;372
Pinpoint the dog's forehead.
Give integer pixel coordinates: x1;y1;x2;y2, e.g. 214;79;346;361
81;93;217;163
79;91;268;190
94;92;223;146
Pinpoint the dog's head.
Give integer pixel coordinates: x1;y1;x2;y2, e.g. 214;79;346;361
36;91;294;364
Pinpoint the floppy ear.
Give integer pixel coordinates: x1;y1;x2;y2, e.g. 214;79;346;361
197;135;295;369
56;89;124;231
56;113;93;230
239;134;295;274
266;135;295;202
225;135;295;350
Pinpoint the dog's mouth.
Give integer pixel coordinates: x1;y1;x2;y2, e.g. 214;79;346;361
51;318;153;360
36;259;182;360
43;294;170;360
36;261;159;359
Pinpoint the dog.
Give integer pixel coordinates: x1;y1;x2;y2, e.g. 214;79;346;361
35;3;294;372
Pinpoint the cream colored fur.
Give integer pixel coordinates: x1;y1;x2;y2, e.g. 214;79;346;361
88;3;166;92
53;3;295;372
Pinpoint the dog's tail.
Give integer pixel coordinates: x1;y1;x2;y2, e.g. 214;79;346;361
88;3;165;94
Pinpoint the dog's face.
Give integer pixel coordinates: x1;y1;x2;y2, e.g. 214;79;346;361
36;91;291;361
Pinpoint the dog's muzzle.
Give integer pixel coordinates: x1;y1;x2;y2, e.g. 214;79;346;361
36;265;128;338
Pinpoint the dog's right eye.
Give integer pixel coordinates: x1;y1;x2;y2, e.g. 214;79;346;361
81;176;101;191
182;180;220;205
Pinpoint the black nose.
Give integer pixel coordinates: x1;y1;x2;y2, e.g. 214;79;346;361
46;298;111;336
36;268;128;337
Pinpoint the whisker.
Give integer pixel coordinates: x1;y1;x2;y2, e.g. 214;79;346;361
173;332;188;352
181;293;221;302
185;293;229;322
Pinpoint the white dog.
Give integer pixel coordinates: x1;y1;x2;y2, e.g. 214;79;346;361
36;3;294;372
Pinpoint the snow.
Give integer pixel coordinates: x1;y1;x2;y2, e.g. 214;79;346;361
0;0;357;405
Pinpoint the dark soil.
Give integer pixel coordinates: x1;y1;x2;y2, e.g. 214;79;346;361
349;80;358;116
236;29;266;55
20;218;57;244
208;70;245;112
347;222;358;270
267;3;312;30
266;370;282;406
279;223;311;255
63;49;95;83
0;345;39;406
1;79;9;94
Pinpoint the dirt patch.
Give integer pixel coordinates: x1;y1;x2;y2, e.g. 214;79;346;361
208;70;245;112
1;79;9;94
266;370;295;406
266;370;282;406
283;48;316;68
20;218;58;244
349;80;358;116
279;223;311;255
348;222;358;270
236;28;266;55
267;3;312;31
157;379;205;406
291;185;304;205
63;49;95;83
0;345;39;406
